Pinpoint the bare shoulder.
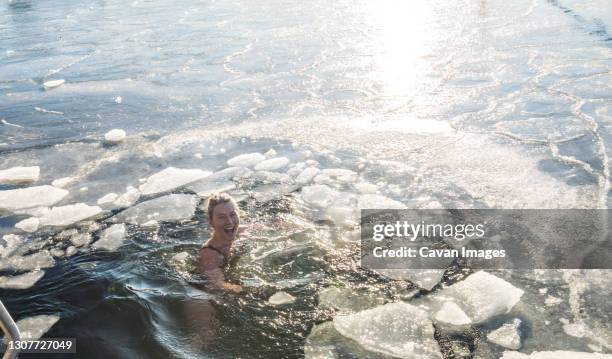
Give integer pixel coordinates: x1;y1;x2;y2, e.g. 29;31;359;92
198;247;223;270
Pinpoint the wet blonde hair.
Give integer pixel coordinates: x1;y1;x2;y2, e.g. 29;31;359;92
204;192;239;221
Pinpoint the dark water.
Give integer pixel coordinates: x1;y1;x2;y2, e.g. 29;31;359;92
2;0;612;357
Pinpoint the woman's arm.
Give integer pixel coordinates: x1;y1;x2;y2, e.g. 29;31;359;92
198;249;243;294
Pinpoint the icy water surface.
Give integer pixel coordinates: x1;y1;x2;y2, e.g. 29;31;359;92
1;0;612;357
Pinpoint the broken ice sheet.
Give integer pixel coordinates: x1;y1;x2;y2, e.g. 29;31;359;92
113;194;198;225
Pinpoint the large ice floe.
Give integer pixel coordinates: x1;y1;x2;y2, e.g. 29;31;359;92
0;250;55;271
138;167;211;196
37;203;103;227
426;271;524;325
331;302;442;358
113;194;198;225
226;152;266;167
0;166;40;184
0;185;68;212
17;315;60;340
0;270;45;290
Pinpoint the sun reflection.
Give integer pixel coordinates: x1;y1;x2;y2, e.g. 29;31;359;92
364;0;436;98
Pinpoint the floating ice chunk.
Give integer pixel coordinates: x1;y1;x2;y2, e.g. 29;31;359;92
17;314;60;340
114;96;122;104
113;186;140;208
434;271;524;324
0;250;54;271
318;287;385;313
104;129;126;143
139;167;211;196
319;169;358;183
69;232;92;247
51;177;75;188
43;79;65;90
38;203;103;227
0;185;69;212
0;270;44;289
324;206;358;226
354;181;378;194
172;251;189;262
501;351;612;359
264;148;277;158
333;302;441;358
0;166;40;184
375;269;446;291
487;318;522;350
114;194;198;225
358;194;406;210
141;220;159;228
296;167;320;184
50;248;64;258
301;185;340;207
434;301;472;326
563;322;589;338
187;179;235;197
254;157;290;171
65;246;77;257
93;224;127;251
97;192;118;205
227;153;266;167
268;291;295;305
15;217;39;232
0;234;24;258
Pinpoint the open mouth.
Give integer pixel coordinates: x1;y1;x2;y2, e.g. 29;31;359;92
223;225;237;237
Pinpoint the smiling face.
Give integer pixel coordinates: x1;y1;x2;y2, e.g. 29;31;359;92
209;201;240;243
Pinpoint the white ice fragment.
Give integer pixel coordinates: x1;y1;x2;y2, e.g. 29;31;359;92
268;291;295;305
114;194;197;225
333;302;441;359
0;250;54;271
264;148;277;158
13;206;50;217
38;203;103;227
1;234;24;258
0;270;44;289
17;315;60;340
434;301;472;326
319;168;358;183
187;179;236;197
141;220;159;228
0;166;40;184
301;185;339;207
358;194;406;210
544;295;563;306
227;153;265;167
434;271;524;324
93;224;127;251
563;322;588;338
70;232;92;247
104;129;126;143
139;167;211;195
296;167;320;184
50;248;64;258
487;318;522;350
501;351;612;359
0;185;69;212
114;96;122;104
15;217;40;232
51;177;75;188
207;167;253;181
65;246;77;257
43;79;65;90
354;181;378;194
113;186;140;208
172;251;189;262
97;192;119;205
254;157;290;171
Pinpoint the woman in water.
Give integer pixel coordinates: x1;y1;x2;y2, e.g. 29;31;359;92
198;192;244;294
